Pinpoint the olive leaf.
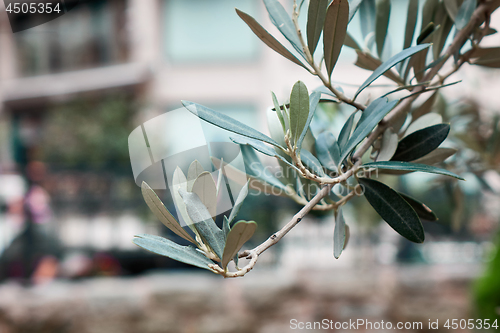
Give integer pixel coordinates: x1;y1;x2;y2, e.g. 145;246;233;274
315;132;341;172
359;0;376;40
192;171;218;218
263;0;306;59
228;181;250;224
307;0;329;55
376;128;398;161
375;0;391;58
141;182;196;244
172;167;198;235
358;178;424;243
363;161;464;180
296;91;321;152
182;101;284;149
391;124;450;161
290;81;310;147
340;98;399;162
470;47;500;68
221;221;257;270
354;51;404;85
323;0;349;78
338;112;355;152
271;91;287;132
411;147;457;165
236;9;309;70
354;44;431;98
333;208;346;259
179;190;225;260
187;160;204;191
301;149;327;177
404;0;419;49
455;0;476;30
133;234;214;270
405;113;443;136
399;193;438;221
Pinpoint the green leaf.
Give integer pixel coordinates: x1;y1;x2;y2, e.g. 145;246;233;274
182;101;283;149
179;190;225;260
444;0;463;21
421;0;439;35
141;182;196;244
433;3;454;60
172;167;198;235
333;208;346;259
391;124;450;162
192;171;218;218
411;147;457;165
187;160;204;191
236;9;309;70
354;44;431;98
404;0;419;49
223;216;231;240
239;144;289;192
263;0;306;59
315;132;341;172
323;0;349;78
359;0;376;39
289;81;310;146
338;113;355;152
271;92;287;132
398;193;438;221
133;234;214;270
230;135;301;172
455;0;476;30
344;32;362;49
221;221;257;270
301;149;327;177
363;161;464;180
228;181;250;224
375;0;391;58
307;0;329;55
297;91;321;152
358;178;424;243
340;98;399;163
349;0;364;22
354;50;404;85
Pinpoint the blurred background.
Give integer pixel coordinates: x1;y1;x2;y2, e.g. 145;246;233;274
0;0;499;332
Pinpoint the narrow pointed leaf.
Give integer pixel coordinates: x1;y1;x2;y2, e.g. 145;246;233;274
338;113;355;151
470;47;500;68
315;132;341;171
223;216;231;240
391;124;450;161
354;50;404;85
182;101;283;149
323;0;349;78
444;0;462;21
349;0;364;22
421;0;439;35
192;172;218;218
411;147;457;165
340;98;399;162
344;32;362;49
354;44;431;98
141;182;196;244
179;190;225;259
187;160;204;191
404;0;419;49
301;149;327;177
263;0;306;58
358;178;424;243
289;81;310;146
307;0;329;55
359;0;376;39
236;9;308;70
172;167;198;235
297;91;321;151
333;208;346;259
271;92;287;132
133;234;214;270
221;221;257;269
375;0;391;58
363;161;464;180
399;193;438;221
228;181;250;224
455;0;476;30
240;145;289;192
405;113;442;136
230;135;301;172
433;3;453;60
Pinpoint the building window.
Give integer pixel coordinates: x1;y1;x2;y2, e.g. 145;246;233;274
163;0;259;63
14;0;126;76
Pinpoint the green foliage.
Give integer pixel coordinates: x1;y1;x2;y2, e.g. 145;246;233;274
134;0;500;276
